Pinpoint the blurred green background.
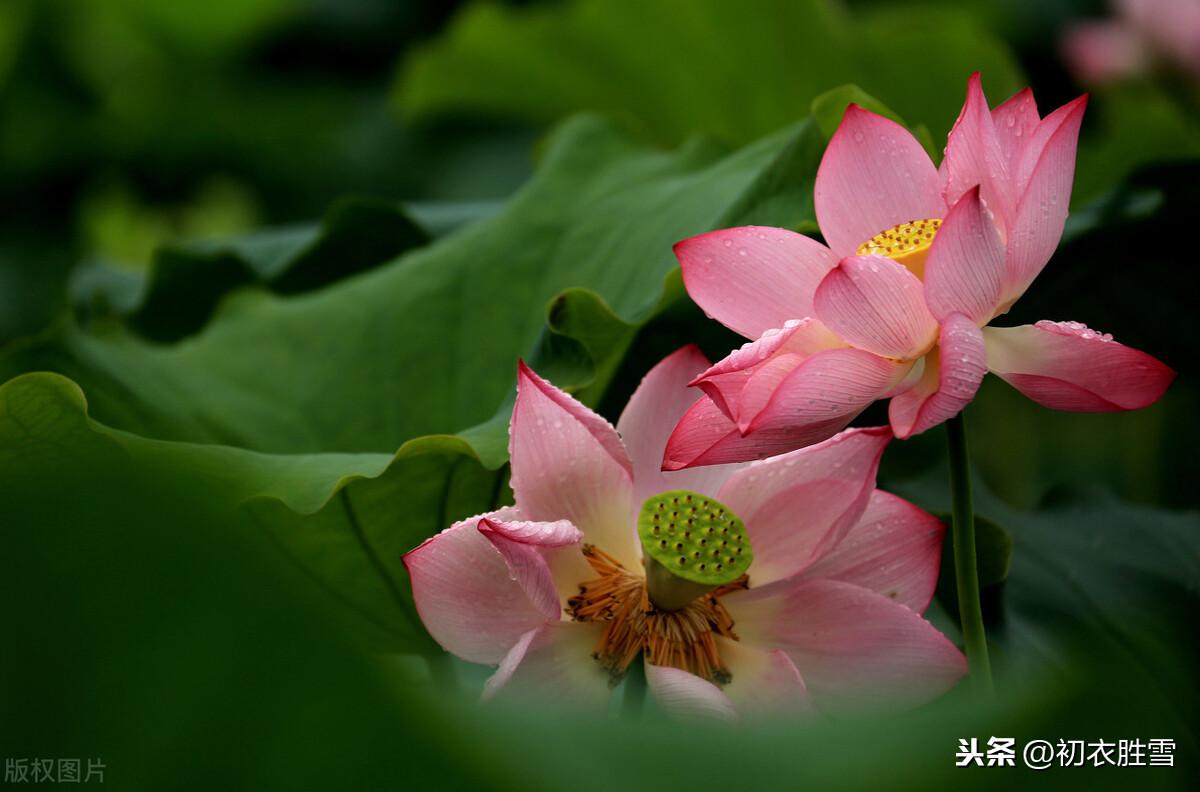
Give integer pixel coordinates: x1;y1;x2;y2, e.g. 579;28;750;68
1;0;1196;788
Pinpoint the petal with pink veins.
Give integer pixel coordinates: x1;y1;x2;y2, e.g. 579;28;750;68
616;344;740;502
692;318;845;424
482;622;612;710
479;516;582;547
723;579;967;712
674;226;840;339
984;321;1175;411
741;348;908;445
645;663;738;723
511;363;638;567
1004;96;1087;305
663;350;906;469
1014;95;1087;196
940;73;1016;227
815;105;945;257
924;187;1005;324
734;352;809;431
716;638;813;717
661;395;797;470
799;490;944;613
889;314;987;438
991;88;1040;173
403;508;552;664
717;426;891;586
814;256;938;360
479;517;582;620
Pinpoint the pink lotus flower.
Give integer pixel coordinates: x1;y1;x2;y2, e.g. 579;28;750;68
403;347;965;720
664;74;1174;469
1063;0;1200;84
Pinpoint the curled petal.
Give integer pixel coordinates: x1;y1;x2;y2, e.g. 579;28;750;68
675;226;839;339
645;663;738;723
479;517;582;547
717;426;892;586
888;314;987;439
692;318;844;423
735;352;809;431
743;348;908;440
924;187;1005;324
984;321;1175;411
815;105;944;257
479;517;583;620
1004;95;1087;305
800;490;944;613
664;348;908;471
483;622;612;710
724;579;967;713
661;395;808;470
616;344;739;501
814;256;938;360
940;73;1016;228
512;363;637;567
403;508;550;664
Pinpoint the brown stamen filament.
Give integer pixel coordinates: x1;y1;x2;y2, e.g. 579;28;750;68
566;545;747;687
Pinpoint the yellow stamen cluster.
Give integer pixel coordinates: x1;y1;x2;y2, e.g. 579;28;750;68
856;218;942;278
567;544;746;686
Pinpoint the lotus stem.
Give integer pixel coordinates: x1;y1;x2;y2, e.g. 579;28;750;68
946;411;993;696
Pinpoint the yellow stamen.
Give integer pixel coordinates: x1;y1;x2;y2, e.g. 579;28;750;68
566;544;747;686
856;218;942;279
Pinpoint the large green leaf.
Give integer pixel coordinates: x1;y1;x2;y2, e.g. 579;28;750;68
0;371;436;654
0;115;824;650
69;197;511;343
0;399;498;791
72;196;433;341
3;115;822;454
395;0;1023;147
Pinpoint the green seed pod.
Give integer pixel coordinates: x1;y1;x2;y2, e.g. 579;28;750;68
638;490;753;609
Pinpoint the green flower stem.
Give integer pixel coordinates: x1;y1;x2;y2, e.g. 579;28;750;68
946;411;994;696
622;656;647;718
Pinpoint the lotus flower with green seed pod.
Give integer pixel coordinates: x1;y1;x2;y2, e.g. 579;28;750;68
403;347;966;720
